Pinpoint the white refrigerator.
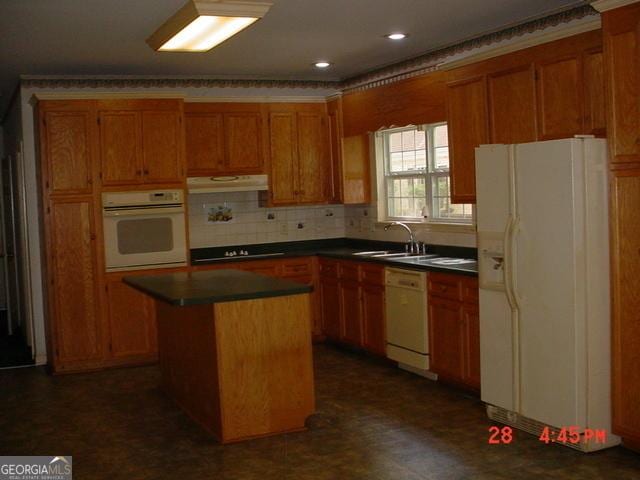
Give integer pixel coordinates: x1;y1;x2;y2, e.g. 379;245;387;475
475;137;620;452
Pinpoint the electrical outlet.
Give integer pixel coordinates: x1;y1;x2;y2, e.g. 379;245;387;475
279;222;288;235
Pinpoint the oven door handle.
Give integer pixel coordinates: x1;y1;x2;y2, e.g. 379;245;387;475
103;206;185;217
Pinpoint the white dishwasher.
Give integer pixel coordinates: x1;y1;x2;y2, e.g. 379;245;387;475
385;267;432;376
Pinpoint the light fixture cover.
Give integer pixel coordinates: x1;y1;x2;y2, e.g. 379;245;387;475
147;0;273;52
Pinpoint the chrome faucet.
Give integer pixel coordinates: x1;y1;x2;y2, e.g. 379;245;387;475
384;222;418;254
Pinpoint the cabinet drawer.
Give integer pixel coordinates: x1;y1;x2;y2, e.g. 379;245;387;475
360;264;384;286
281;258;313;276
461;276;479;304
319;259;339;278
428;272;462;301
339;262;360;282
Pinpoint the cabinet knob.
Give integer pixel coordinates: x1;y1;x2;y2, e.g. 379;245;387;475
143;169;149;175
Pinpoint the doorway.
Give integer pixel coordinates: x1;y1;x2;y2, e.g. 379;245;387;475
0;146;33;368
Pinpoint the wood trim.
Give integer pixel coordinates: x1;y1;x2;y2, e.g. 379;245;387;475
592;0;640;13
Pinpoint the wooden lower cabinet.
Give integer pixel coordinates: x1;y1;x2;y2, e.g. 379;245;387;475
361;284;386;355
428;272;480;390
46;197;103;372
340;280;362;346
319;259;386;355
103;275;158;365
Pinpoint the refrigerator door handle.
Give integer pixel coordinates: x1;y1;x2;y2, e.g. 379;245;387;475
503;216;517;311
510;216;522;309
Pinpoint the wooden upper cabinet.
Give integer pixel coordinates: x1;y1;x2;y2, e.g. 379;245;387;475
40;106;95;195
603;4;640;164
583;49;606;137
141;110;183;183
447;76;488;204
185;112;225;174
269;111;298;204
184;105;265;176
267;105;330;206
99;111;141;185
487;65;537;143
224;112;263;173
326;98;371;205
297;112;329;204
48;198;102;370
97;99;184;186
536;55;583;140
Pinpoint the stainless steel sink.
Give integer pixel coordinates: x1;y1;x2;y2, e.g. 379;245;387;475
352;250;390;256
370;252;412;258
429;258;476;265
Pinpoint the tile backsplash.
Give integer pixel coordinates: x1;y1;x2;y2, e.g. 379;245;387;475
188;192;346;248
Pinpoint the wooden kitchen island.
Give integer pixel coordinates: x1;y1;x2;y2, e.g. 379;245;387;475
124;269;315;443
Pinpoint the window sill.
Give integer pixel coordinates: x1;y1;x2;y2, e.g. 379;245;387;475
374;220;476;234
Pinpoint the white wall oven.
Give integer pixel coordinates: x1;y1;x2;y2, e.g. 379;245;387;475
102;190;187;272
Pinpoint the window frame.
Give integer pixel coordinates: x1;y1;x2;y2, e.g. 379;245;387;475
377;123;473;225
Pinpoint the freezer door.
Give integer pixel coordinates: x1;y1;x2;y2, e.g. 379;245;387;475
475;144;516;411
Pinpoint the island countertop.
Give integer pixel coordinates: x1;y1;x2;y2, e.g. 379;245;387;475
124;269;313;306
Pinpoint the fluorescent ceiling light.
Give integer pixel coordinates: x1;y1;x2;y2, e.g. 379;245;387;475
386;33;407;40
147;0;272;52
314;62;331;68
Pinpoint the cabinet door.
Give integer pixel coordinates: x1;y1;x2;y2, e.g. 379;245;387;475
603;5;640;163
225;112;264;173
362;284;385;355
41;109;94;195
536;55;583;140
297;112;329;204
583;49;606;137
462;303;480;390
340;279;362;346
327;100;344;203
269;112;298;205
487;65;537;144
342;135;371;205
99;111;142;185
610;168;640;438
320;276;341;340
447;76;488;204
428;296;464;382
106;280;157;360
142;110;183;183
185;113;225;175
48;199;102;370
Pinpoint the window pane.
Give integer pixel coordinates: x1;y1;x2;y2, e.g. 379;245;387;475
390;152;403;173
415;149;427;170
434;124;448;148
402;150;416;171
389;132;403;153
434;147;449;170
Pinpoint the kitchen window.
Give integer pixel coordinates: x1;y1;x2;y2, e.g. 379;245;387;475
377;123;473;224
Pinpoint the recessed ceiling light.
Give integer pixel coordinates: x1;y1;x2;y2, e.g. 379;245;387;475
386;33;407;40
314;61;332;68
147;0;273;52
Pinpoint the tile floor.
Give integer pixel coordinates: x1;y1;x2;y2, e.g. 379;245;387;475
1;345;639;479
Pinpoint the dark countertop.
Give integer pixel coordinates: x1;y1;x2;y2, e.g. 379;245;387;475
191;238;478;277
124;269;313;307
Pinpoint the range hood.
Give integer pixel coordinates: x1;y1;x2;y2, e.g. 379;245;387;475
187;175;269;193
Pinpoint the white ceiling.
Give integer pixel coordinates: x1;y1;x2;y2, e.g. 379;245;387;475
1;0;588;113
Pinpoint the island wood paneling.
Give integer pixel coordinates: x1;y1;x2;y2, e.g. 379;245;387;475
155;293;314;443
